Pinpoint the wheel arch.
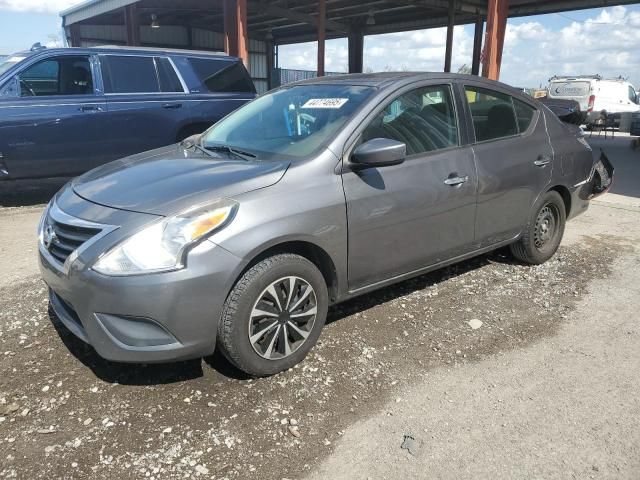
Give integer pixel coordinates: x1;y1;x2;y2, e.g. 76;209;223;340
548;184;572;217
232;239;340;304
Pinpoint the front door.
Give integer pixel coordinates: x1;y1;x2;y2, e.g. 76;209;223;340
463;84;553;246
0;54;108;179
342;83;477;291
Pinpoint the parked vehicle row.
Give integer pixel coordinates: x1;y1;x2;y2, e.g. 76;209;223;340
0;45;255;180
38;72;612;376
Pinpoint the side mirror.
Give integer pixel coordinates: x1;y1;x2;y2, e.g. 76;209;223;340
351;138;406;168
180;133;201;149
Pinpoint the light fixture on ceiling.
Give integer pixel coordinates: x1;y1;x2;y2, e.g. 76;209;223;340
150;13;160;29
366;9;375;25
265;28;274;41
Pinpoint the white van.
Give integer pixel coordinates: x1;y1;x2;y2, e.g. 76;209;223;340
547;75;640;125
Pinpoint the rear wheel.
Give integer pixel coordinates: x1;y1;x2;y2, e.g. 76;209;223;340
510;190;566;265
217;254;328;376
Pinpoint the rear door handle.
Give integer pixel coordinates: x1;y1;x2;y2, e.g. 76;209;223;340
162;103;182;109
534;155;551;167
444;174;469;186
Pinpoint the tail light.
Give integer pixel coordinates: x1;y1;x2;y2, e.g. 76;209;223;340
587;94;596;112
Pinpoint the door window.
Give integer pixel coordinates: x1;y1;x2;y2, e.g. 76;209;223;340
18;56;93;96
629;86;638;104
100;55;160;93
156;57;183;92
513;98;536;132
465;86;519;141
360;84;459;156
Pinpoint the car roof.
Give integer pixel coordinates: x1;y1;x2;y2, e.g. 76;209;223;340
10;46;237;61
288;71;524;94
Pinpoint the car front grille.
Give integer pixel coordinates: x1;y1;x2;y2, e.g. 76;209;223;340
46;219;102;264
41;203;104;265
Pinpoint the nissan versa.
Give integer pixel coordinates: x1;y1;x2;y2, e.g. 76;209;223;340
39;73;613;377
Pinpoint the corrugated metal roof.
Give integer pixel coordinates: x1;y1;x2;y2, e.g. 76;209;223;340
61;0;137;26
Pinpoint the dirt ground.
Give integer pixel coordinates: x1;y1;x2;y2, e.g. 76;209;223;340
0;135;639;479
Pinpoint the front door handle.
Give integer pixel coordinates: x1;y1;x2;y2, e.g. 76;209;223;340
534;155;552;167
79;105;103;112
162;103;182;109
444;174;469;186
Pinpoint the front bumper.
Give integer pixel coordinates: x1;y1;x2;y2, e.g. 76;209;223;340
39;195;244;364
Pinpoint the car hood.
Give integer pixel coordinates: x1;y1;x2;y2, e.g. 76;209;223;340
72;144;290;216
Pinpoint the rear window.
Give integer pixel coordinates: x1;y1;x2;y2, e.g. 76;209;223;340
188;57;255;93
465;86;518;141
549;81;590;97
156;57;183;92
513;98;536;132
101;55;159;93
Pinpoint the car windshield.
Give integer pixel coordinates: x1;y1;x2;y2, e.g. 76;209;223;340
0;54;27;76
202;84;374;159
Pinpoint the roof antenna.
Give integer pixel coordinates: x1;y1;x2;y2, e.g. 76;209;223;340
30;42;45;51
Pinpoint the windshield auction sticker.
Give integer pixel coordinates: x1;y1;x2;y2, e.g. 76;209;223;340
302;98;349;109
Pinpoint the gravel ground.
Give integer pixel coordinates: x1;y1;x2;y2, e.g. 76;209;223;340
0;235;627;479
0;135;638;479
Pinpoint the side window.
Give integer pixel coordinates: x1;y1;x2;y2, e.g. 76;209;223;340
360;84;459;156
629;86;638;104
18;56;93;96
188;58;255;93
513;98;536;132
101;56;159;94
156;57;183;92
465;86;518;142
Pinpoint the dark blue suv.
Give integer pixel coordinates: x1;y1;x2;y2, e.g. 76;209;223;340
0;45;256;180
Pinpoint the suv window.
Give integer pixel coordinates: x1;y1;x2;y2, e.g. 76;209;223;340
188;58;255;93
361;84;459;156
465;86;518;141
18;56;93;96
101;55;159;94
156;57;183;92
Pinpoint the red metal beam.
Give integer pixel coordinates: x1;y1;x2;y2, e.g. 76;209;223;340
317;0;326;76
482;0;509;80
224;0;249;70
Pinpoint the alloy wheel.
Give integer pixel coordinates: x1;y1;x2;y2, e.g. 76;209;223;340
248;276;317;360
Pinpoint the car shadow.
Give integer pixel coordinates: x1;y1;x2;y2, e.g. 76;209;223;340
47;248;519;384
0;177;70;207
48;307;205;385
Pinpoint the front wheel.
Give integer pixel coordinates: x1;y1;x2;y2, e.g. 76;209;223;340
510;190;566;265
217;253;328;377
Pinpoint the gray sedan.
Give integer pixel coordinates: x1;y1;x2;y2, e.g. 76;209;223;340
38;73;610;376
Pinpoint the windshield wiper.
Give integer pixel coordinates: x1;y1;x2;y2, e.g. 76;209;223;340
203;143;256;162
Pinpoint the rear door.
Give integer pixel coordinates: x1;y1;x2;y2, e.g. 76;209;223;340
342;83;477;290
463;84;552;247
0;53;108;179
99;54;191;159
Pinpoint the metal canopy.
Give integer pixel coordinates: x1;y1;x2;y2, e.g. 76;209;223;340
62;0;640;45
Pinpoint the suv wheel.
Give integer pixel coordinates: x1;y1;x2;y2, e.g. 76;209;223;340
217;254;328;376
510;190;566;265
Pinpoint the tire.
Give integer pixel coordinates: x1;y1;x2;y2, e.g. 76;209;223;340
217;253;328;377
510;190;566;265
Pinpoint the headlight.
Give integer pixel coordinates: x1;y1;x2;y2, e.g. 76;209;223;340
92;199;237;276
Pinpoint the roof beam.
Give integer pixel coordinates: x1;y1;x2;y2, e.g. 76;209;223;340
250;0;349;33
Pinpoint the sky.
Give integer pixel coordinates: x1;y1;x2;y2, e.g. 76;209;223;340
0;1;639;89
